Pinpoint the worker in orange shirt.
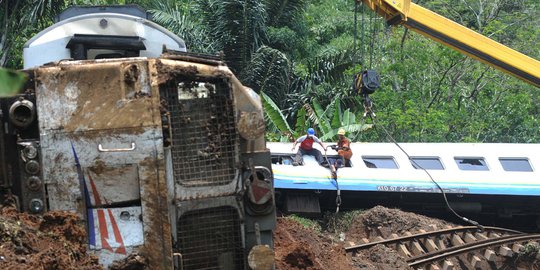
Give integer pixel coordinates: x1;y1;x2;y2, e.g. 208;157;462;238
329;128;353;178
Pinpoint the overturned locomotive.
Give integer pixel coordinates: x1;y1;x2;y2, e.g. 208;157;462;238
0;5;275;269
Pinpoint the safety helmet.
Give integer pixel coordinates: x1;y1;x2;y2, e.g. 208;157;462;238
338;128;346;135
307;128;315;135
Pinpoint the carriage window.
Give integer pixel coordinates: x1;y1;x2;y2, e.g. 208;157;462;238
410;157;444;170
362;157;398;169
499;158;533;172
455;157;488;171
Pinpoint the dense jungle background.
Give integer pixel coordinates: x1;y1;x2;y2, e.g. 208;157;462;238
1;0;539;143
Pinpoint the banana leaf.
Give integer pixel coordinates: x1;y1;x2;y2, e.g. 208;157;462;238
261;92;292;134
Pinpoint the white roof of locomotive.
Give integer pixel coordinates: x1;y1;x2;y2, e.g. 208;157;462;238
23;12;186;69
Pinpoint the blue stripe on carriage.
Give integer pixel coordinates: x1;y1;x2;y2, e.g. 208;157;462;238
273;176;540;196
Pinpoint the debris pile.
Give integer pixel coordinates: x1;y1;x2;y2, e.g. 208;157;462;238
274;217;353;270
0;200;102;269
274;206;540;270
2;199;538;270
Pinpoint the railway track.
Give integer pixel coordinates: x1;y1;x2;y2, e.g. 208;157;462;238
345;226;540;270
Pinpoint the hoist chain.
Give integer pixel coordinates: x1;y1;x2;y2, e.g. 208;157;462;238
362;94;376;120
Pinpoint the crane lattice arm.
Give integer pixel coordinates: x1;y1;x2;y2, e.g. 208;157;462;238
360;0;540;87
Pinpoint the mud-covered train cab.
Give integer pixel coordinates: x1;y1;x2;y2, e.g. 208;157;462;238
270;142;540;228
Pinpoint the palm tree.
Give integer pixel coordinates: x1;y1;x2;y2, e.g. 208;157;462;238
148;1;218;54
1;0;64;68
194;0;268;74
241;46;292;108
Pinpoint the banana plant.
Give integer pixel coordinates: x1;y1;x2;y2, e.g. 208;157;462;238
262;92;372;142
261;91;294;142
312;98;373;141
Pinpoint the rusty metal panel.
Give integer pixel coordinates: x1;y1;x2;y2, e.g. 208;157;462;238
35;59;157;132
40;128;172;269
36;59;172;269
40;129;154;210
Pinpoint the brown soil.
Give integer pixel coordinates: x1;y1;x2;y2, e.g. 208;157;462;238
274;217;353;270
2;198;538;270
109;253;149;270
346;205;454;241
273;205;450;270
0;199;102;270
273;205;540;270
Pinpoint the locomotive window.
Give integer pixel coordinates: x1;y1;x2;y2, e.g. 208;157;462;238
410;157;444;170
454;157;489;171
362;157;398;169
499;158;533;172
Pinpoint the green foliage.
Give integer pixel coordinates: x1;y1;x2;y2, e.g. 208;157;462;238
1;0;64;68
4;0;539;143
286;215;321;232
266;26;301;54
241;46;291;108
516;242;540;266
322;210;364;234
265;0;306;28
149;1;218;53
197;0;268;74
263;92;373;142
261;92;294;141
294;106;307;138
0;68;27;97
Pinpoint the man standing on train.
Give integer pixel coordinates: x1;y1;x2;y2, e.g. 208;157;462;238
291;128;326;166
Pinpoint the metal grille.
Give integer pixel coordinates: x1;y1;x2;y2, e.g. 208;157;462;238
160;79;238;187
177;206;244;270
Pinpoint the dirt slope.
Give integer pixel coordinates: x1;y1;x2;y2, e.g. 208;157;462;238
274;217;353;270
273;205;540;270
2;199;538;270
0;200;102;270
273;205;452;270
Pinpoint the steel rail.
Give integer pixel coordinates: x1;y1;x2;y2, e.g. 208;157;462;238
345;226;523;253
408;234;540;267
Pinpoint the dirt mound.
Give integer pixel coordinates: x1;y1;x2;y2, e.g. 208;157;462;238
352;244;410;270
346;205;454;241
0;202;102;270
274;217;353;270
274;206;456;270
344;206;456;269
2;200;536;270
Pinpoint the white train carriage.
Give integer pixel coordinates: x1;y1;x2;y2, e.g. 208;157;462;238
269;142;540;224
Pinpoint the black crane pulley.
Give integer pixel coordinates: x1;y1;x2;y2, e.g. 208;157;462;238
354;69;380;95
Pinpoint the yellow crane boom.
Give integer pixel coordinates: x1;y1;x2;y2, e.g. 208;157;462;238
360;0;540;87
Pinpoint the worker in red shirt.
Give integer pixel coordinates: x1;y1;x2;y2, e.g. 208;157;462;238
291;128;326;166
